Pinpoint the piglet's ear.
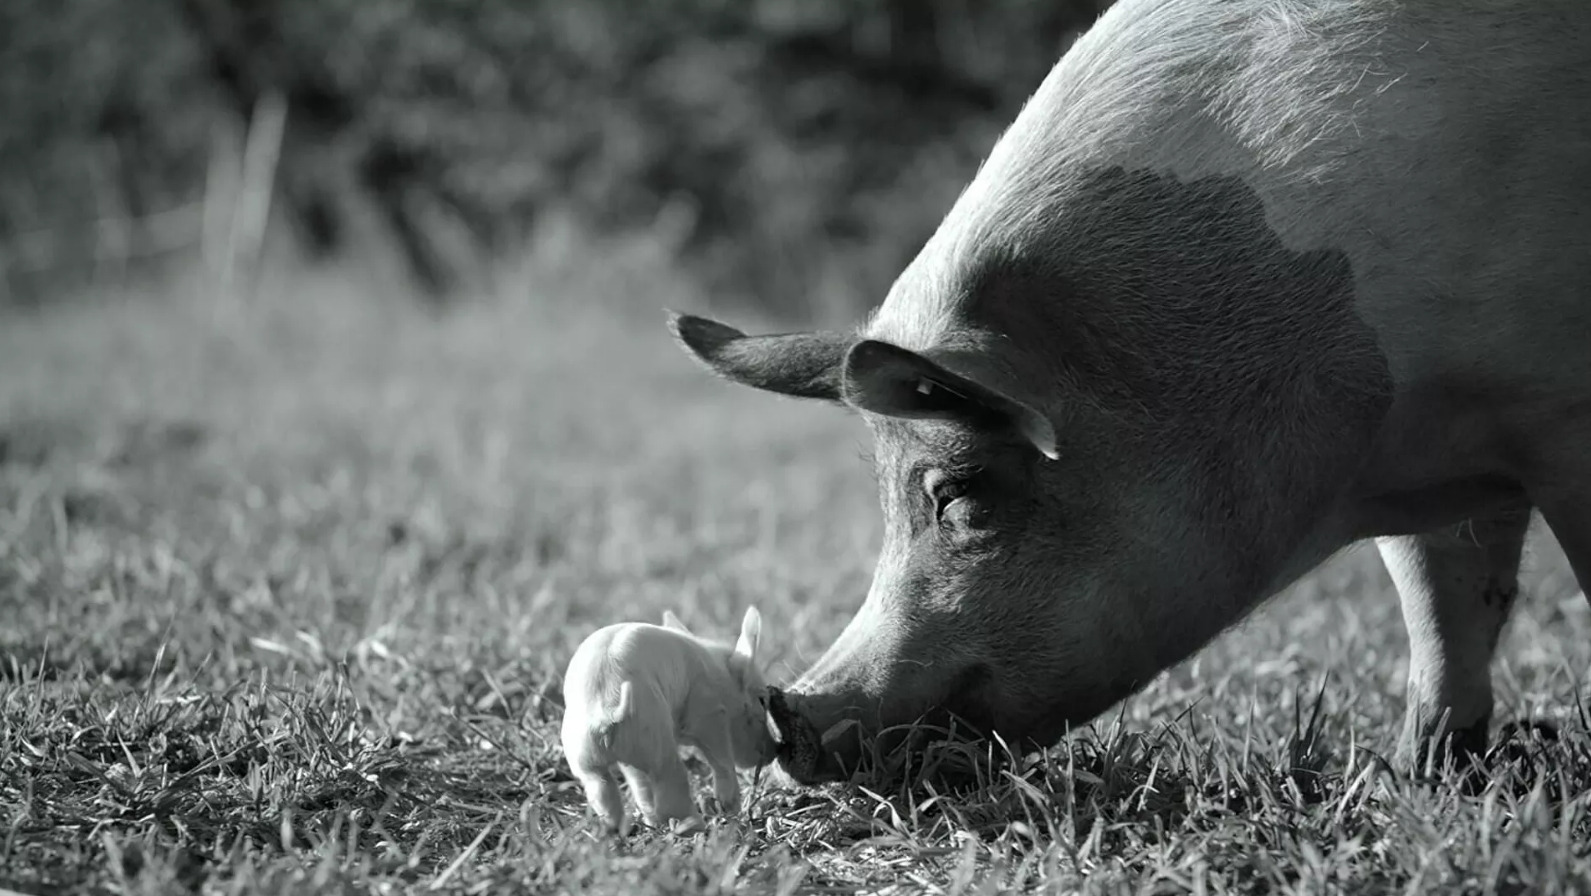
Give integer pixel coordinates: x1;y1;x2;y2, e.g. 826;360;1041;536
661;610;692;635
734;607;763;664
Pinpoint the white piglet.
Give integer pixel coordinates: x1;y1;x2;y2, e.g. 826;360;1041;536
560;606;776;832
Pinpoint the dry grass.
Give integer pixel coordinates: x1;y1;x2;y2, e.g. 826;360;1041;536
3;242;1591;895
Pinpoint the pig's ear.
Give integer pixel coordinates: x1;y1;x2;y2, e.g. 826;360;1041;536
840;339;1059;460
734;607;763;664
661;610;692;635
668;312;851;404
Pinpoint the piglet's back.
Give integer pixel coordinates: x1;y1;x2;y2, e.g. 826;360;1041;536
564;623;713;723
603;624;717;712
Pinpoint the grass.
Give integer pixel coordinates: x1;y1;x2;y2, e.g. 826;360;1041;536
3;240;1591;895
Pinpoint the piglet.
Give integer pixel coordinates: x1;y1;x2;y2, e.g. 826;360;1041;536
560;606;776;832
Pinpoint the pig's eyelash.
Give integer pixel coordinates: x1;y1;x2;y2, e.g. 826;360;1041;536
941;461;986;481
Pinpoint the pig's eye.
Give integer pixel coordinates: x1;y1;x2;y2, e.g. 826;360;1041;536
931;478;971;523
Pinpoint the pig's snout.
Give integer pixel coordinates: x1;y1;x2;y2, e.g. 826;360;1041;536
766;680;1000;787
765;686;862;785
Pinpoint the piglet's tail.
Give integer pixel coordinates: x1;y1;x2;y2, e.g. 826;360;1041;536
611;681;634;722
593;681;634;752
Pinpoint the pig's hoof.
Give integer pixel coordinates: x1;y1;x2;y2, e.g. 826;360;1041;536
704;796;740;817
669;815;707;836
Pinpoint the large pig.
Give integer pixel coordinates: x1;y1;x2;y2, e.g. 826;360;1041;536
668;0;1591;784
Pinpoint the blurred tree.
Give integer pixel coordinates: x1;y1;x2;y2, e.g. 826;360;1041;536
0;0;210;293
0;0;1113;315
173;0;355;257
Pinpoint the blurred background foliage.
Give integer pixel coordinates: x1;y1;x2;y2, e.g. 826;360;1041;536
0;0;1112;321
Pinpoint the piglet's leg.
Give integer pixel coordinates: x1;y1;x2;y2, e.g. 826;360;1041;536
619;764;658;827
707;760;740;814
649;753;697;828
688;717;741;813
577;766;626;833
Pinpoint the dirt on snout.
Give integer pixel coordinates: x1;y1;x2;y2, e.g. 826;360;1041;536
766;686;820;778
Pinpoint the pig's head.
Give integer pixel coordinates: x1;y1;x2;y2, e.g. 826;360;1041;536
669;309;1162;784
668;170;1391;785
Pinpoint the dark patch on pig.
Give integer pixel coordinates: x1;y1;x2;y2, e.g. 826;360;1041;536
1481;582;1518;611
963;165;1396;613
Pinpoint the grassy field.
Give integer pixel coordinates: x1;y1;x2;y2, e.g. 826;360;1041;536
3;245;1591;895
